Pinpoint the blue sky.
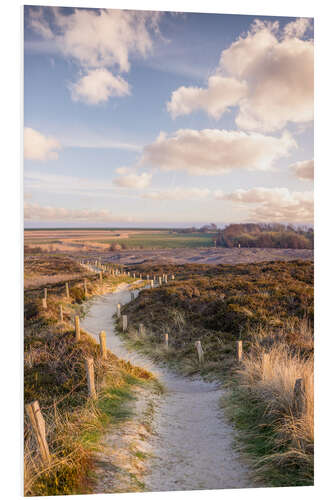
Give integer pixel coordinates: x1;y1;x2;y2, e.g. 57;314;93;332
24;6;314;227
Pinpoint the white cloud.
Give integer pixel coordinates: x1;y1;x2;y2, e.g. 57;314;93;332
70;68;130;105
115;167;132;175
221;186;313;223
24;202;134;222
167;18;313;131
28;7;162;104
167;75;247;119
290;159;314;180
222;19;314;131
24;127;61;161
283;18;312;39
29;8;161;71
113;172;152;189
141;129;296;175
142;187;211;200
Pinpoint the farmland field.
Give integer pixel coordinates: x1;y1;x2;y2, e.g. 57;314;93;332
24;229;216;252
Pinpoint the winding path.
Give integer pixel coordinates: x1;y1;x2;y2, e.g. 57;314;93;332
81;284;254;492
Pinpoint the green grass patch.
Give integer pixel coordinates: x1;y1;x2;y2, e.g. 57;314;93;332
222;386;314;487
97;231;215;248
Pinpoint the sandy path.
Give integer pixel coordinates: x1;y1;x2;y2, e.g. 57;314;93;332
81;286;254;492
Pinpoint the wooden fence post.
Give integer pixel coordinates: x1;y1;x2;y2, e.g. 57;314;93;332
139;323;145;337
195;340;204;364
236;340;243;362
159;276;162;285
122;315;128;332
85;357;97;399
146;274;149;280
59;304;63;322
99;271;103;285
131;291;135;301
117;303;121;318
44;288;47;300
42;298;47;309
293;378;306;417
165;333;169;349
99;331;107;359
75;315;80;342
171;274;175;280
150;280;154;288
65;282;70;299
84;278;88;297
25;401;50;465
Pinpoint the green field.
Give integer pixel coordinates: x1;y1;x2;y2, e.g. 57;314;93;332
99;232;216;249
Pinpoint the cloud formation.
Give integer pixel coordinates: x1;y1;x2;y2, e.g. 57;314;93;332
113;171;152;189
141;129;296;175
142;187;210;200
24;127;61;161
24;202;133;222
167;18;313;131
70;68;130;104
290;159;314;180
167;76;247;119
28;7;162;104
221;186;313;223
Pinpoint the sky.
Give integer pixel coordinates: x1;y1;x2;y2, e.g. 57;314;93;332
24;6;314;228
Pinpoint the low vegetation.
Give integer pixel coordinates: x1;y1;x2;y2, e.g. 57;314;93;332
101;231;215;249
24;256;153;496
119;259;314;486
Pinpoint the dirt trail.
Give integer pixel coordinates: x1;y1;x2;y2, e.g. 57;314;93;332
81;285;254;492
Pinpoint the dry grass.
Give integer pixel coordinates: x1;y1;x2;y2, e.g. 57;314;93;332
226;322;314;485
24;257;152;496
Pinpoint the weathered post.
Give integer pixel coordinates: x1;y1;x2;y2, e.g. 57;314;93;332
236;340;243;362
139;273;142;279
195;340;204;364
84;278;88;297
131;291;135;301
117;303;121;318
293;378;306;417
165;333;169;349
133;272;136;279
165;275;168;283
99;331;107;359
44;288;47;300
150;280;154;288
171;274;175;280
99;271;103;285
85;357;96;399
159;276;162;286
75;315;80;342
146;274;149;280
139;323;145;337
42;298;47;309
122;315;128;332
65;282;70;299
25;401;50;465
59;304;63;322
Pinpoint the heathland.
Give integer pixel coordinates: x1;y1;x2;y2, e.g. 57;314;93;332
117;259;314;486
24;246;314;493
24;255;156;495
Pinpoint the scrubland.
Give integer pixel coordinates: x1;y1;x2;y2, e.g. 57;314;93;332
120;259;314;486
24;256;153;496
